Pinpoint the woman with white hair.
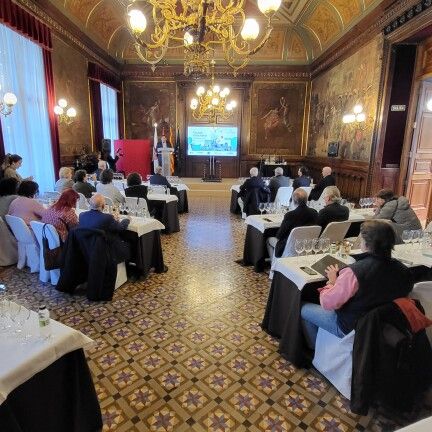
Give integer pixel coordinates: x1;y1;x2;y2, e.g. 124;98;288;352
317;185;349;231
55;167;74;193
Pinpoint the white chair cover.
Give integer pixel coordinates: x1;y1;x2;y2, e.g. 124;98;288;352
320;221;351;242
274;186;293;207
299;186;312;198
0;217;18;266
280;225;322;258
410;281;432;344
44;191;61;199
312;328;355;400
149;185;167;195
103;196;114;207
115;262;127;289
125;196;148;213
30;221;61;285
5;215;39;273
76;193;89;210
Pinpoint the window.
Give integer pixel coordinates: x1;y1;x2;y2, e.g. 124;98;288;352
100;83;119;154
0;23;55;193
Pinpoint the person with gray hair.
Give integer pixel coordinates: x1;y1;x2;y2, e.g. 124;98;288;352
238;166;269;216
316;186;349;231
150;165;171;188
266;188;318;259
269;166;290;202
308;166;335;201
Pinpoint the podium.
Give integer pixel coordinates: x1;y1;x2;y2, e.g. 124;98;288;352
157;147;173;177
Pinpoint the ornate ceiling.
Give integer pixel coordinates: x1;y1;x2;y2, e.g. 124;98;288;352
47;0;384;65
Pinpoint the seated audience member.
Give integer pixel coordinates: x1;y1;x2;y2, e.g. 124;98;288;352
8;180;46;225
125;172;148;200
238;167;269;216
42;189;79;242
300;220;413;349
1;154;32;183
95;159;108;181
150;166;171;188
292;166;311;191
317;186;349;231
373;188;422;232
266;188;318;260
55;167;74;193
0;178;18;217
73;169;96;198
79;193;130;264
96;169;125;205
308;166;335;201
269;167;290;202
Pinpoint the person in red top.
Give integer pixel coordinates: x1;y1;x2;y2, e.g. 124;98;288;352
42;189;79;242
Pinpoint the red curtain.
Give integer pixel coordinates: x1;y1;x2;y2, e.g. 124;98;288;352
0;0;52;50
89;80;104;151
43;50;60;177
88;62;121;91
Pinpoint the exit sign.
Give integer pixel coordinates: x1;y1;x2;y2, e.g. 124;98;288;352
391;105;406;111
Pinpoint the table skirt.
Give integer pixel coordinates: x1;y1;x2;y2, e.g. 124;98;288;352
230;190;240;214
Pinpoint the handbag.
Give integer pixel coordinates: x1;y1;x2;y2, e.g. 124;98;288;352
42;221;65;270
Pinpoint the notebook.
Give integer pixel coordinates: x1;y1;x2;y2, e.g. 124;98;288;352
311;255;348;277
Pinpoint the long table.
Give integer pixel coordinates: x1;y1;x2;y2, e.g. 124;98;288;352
262;245;432;367
242;210;373;272
0;309;101;431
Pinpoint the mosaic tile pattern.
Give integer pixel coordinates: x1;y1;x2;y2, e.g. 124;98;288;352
1;194;430;431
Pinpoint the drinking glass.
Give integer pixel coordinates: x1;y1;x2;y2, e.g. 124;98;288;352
321;238;330;254
411;230;419;249
304;239;313;262
259;203;265;215
402;230;412;246
312;238;321;256
295;239;304;265
15;304;31;342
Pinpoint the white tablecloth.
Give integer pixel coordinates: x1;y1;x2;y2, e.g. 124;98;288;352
113;180;189;192
393;244;432;268
273;254;356;291
0;309;93;404
147;193;178;203
245;214;284;233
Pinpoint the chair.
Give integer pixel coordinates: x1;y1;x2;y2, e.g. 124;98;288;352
274;186;293;207
30;221;61;285
5;215;40;273
299;186;312;198
102;195;114;206
76;192;89;210
410;281;432;344
312;328;355;399
125;196;148;213
44;191;61;199
149;185;167;195
0;217;18;266
320;221;351;242
279;225;322;258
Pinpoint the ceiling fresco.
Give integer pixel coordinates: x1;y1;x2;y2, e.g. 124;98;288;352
48;0;385;65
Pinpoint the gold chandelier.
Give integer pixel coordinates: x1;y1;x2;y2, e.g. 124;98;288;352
127;0;282;76
190;61;237;122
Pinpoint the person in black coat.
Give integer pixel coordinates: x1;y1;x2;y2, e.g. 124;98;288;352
124;172;148;201
73;169;96;199
292;166;312;191
238;167;270;216
101;149;121;172
308;166;336;201
156;136;173;167
266;188;318;259
317;186;349;232
150;166;171;188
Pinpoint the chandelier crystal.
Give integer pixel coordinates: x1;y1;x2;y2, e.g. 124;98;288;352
190;61;237;122
0;84;17;117
54;98;77;125
127;0;282;76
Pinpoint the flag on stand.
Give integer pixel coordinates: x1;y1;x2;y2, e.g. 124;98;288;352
169;126;174;175
153;124;159;172
175;128;181;174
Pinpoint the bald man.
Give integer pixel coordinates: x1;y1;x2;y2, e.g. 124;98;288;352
308;166;335;201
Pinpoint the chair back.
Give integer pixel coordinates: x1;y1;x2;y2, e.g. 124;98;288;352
112;180;125;192
299;186;312;198
125;196;148;213
5;215;35;244
113;172;124;180
274;186;293;207
282;225;322;258
103;195;114;207
149;185;167;195
44;191;61;199
76;192;89;210
410;282;432;343
320;221;351;242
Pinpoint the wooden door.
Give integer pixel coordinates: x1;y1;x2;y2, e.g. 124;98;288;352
406;81;432;223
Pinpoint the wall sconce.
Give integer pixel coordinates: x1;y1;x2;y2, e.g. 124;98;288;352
342;104;366;124
54;98;77;125
0;84;17;117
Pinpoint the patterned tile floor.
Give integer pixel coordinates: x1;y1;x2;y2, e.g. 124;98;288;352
0;194;430;431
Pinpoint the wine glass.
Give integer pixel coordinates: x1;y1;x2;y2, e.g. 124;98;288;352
411;230;419;249
258;203;265;216
295;239;304;265
312;238;321;256
401;230;412;257
304;239;313;262
321;238;330;254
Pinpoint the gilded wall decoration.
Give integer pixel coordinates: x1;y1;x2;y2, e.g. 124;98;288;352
307;34;384;162
51;35;92;158
329;0;361;26
250;82;308;156
305;3;340;47
124;82;176;140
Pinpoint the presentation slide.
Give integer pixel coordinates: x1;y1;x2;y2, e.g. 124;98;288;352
187;126;238;157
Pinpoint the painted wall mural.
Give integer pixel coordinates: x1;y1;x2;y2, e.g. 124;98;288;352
307;34;384;162
124;82;176;139
250;82;308;156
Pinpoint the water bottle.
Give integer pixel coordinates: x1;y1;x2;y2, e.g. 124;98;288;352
38;305;51;338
